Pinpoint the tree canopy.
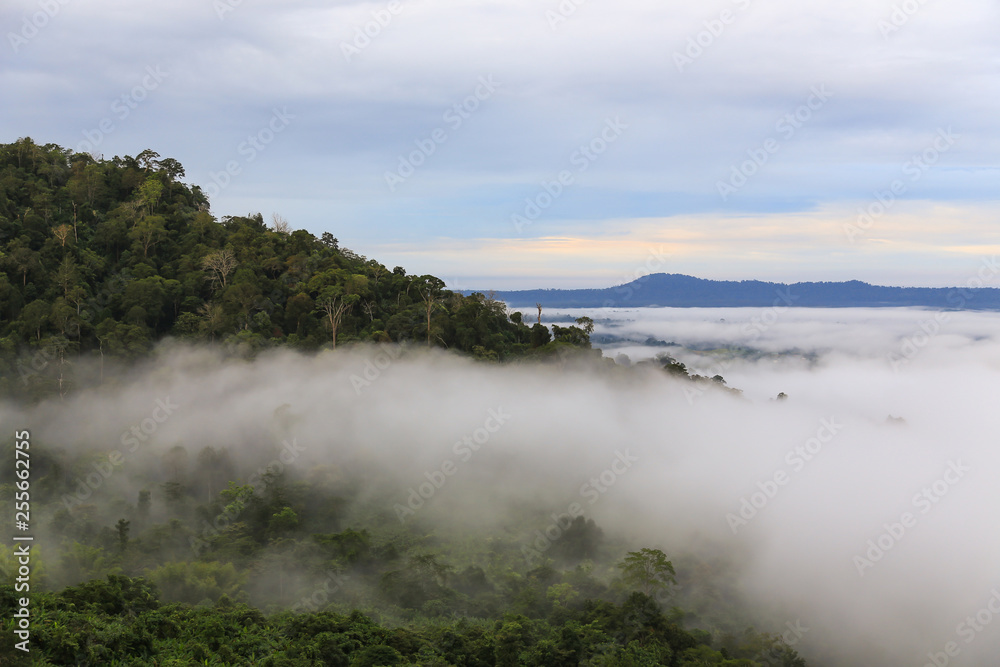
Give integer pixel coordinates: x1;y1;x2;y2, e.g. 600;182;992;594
0;138;599;400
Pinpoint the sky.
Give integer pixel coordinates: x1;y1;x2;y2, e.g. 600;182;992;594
2;0;998;289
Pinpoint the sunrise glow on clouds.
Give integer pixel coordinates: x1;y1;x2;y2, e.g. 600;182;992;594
3;0;998;288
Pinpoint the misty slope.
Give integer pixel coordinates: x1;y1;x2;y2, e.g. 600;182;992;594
481;273;1000;309
0;138;803;665
0;344;808;666
3;135;998;667
5;309;1000;667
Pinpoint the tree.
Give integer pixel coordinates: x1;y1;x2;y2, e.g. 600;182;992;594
54;255;80;298
161;481;185;506
316;289;355;349
121;277;166;329
118;199;142;228
67;162;106;207
268;506;299;537
552;323;591;347
550;516;603;562
618;548;677;598
136;490;151;522
362;300;377;322
146;561;244;605
413;275;446;347
270;213;291;235
95;317;150;358
116;518;130;552
202;249;237;288
93;217;128;258
284;293;314;336
351;645;405;667
52;223;72;247
20;300;49;340
137;175;163;215
4;239;39;285
530;322;551;348
495;621;524;667
157;157;184;195
198;302;226;340
195;447;235;503
136;149;161;172
224;281;263;330
129;215;167;258
162;446;189;480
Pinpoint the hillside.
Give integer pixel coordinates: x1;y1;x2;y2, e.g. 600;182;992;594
0;142;810;667
0;138;600;400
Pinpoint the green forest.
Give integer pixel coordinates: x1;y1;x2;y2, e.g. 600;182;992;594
0;138;610;401
0;139;805;666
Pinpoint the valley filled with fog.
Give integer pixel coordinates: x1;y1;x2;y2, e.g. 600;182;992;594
544;305;1000;665
4;306;998;666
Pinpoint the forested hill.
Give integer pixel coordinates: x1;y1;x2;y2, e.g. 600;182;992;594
0;138;593;398
484;272;1000;309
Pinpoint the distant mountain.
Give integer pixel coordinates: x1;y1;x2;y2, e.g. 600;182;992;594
474;273;1000;310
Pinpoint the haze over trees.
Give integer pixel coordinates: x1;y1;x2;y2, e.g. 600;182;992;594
0;138;807;665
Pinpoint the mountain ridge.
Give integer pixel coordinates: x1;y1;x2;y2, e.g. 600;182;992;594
472;273;1000;309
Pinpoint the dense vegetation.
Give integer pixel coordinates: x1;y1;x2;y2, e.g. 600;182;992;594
0;576;806;666
1;429;806;666
0;138;597;401
0;138;802;665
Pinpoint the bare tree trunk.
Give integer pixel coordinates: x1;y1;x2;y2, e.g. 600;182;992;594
322;298;351;350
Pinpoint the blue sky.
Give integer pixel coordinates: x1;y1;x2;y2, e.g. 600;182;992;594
3;0;998;289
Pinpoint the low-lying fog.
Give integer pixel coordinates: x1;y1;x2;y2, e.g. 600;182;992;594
5;305;999;667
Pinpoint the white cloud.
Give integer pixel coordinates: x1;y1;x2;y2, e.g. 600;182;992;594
2;0;998;285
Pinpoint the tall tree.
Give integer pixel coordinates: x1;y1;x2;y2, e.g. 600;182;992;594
316;288;355;349
202;249;237;288
414;275;446;347
618;548;677;598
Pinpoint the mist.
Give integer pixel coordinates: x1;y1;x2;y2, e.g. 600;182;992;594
4;306;999;666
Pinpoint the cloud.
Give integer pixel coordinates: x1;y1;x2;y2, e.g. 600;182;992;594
371;203;1000;288
2;0;999;285
7;307;1000;666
